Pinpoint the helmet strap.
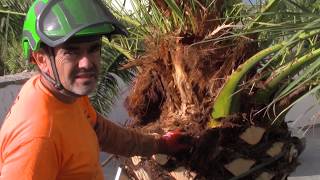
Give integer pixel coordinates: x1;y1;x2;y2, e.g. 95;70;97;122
48;47;63;90
42;47;82;98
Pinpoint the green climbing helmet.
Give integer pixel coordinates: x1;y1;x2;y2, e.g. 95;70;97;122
22;0;128;60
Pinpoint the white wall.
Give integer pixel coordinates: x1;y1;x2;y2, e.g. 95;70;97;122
286;95;320;129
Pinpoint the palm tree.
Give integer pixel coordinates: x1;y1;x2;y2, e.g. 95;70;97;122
105;0;320;179
0;0;32;75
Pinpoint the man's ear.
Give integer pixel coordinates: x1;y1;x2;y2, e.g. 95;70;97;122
32;49;50;73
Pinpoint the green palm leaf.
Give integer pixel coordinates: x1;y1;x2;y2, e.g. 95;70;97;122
0;0;32;75
208;0;320;127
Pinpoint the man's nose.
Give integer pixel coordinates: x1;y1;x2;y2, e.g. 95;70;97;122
78;55;93;69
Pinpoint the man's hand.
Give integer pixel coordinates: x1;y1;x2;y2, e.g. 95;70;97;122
158;129;193;155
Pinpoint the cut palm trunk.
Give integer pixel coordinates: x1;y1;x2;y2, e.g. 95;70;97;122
113;0;319;179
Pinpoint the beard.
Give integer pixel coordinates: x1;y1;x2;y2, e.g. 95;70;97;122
67;66;99;95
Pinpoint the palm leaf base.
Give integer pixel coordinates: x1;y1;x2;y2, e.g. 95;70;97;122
121;120;304;180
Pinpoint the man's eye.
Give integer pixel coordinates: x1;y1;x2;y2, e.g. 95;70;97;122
91;48;99;53
65;50;76;55
89;45;101;53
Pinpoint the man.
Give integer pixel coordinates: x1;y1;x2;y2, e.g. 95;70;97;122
0;0;190;179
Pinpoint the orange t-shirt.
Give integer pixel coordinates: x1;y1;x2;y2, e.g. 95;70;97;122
0;75;104;180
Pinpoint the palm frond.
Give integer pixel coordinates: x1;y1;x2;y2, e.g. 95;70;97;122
209;0;320;124
0;0;32;75
90;37;136;116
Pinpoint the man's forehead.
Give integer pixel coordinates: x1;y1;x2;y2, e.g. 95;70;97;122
62;36;102;47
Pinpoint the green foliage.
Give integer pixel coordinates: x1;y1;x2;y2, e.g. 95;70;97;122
210;43;284;122
0;0;32;75
109;0;236;39
210;0;320;126
248;0;320;109
1;39;33;74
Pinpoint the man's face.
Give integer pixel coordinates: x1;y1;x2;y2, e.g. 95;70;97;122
53;38;101;95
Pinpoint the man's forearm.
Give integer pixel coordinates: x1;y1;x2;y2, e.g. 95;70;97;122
94;114;161;157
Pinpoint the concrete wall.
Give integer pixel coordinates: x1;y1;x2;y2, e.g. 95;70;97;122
0;72;34;122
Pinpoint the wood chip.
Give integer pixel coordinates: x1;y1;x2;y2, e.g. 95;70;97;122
240;126;266;145
131;156;142;166
288;145;298;163
256;172;274;180
224;158;256;176
266;142;284;157
119;173;130;180
281;174;289;180
152;154;169;165
133;168;151;180
170;167;195;180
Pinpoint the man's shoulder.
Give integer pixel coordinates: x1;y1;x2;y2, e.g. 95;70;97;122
1;102;53;140
1;75;56;139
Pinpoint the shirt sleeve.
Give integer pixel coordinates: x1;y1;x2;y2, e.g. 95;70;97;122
94;114;161;157
0;138;59;180
80;96;160;157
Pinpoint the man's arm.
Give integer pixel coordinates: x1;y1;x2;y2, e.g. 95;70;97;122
94;113;161;157
0;138;58;180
